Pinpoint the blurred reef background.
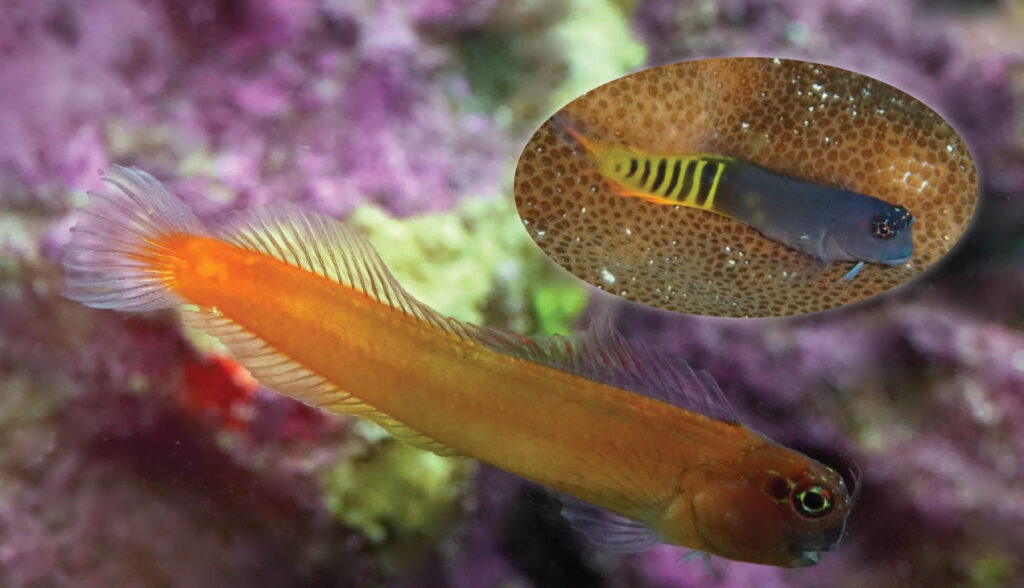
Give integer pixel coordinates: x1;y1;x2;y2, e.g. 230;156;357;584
0;0;1022;586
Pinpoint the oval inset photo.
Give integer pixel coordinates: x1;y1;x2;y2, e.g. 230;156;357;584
515;58;978;317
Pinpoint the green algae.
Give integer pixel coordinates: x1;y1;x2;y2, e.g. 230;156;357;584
320;421;472;545
451;0;645;134
351;194;587;335
548;0;646;110
968;553;1017;588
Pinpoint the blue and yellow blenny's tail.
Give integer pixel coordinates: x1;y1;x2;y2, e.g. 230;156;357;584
549;114;607;158
549;115;732;212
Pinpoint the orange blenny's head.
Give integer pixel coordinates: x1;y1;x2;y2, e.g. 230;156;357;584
660;440;856;567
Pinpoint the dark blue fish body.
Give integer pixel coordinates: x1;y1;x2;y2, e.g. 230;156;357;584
714;161;915;268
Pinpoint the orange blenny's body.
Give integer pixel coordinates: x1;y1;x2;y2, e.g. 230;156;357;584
63;166;856;567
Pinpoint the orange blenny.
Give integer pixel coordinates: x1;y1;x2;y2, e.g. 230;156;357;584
62;166;856;567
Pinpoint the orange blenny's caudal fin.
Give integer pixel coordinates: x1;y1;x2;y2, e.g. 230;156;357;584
62;165;205;312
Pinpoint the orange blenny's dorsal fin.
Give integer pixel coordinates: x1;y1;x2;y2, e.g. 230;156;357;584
214;204;477;341
470;319;739;425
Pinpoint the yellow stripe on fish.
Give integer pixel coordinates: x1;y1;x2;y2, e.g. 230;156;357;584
605;151;731;210
558;118;733;213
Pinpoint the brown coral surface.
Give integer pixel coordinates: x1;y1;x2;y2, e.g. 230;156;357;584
515;57;977;317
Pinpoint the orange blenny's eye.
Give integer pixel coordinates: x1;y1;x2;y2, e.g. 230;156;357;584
791;481;834;518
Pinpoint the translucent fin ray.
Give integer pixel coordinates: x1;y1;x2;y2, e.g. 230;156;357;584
468;318;739;424
62;165;205;311
215;206;460;337
839;261;865;282
181;309;460;456
559;494;661;553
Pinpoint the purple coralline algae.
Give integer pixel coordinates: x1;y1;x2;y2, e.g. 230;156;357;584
0;389;376;587
0;0;507;217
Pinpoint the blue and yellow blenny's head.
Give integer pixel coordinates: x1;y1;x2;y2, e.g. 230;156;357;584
832;199;914;266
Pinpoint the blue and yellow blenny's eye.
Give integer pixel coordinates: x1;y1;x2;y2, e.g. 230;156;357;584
871;206;913;240
792;482;834;518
